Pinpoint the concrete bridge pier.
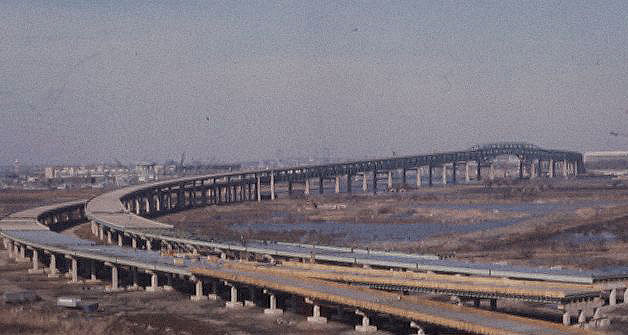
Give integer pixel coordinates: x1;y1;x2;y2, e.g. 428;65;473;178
225;282;243;308
452;163;457;184
372;170;378;193
305;298;327;323
416;167;422;187
441;165;447;185
305;178;311;195
270;172;275;200
347;174;353;193
117;232;124;247
256;174;262;202
610;288;617;305
46;252;59;278
428;165;433;187
263;289;283;315
355;309;377;333
410;321;427;335
465;162;471;182
27;248;43;274
476;161;482;180
145;271;161;292
104;263;121;292
362;173;368;192
549;159;555;178
106;230;113;244
98;224;104;240
563;311;571;326
387;171;393;190
86;260;99;283
66;256;78;283
208;280;220;300
191;278;208;301
336;176;341;193
127;267;140;290
131;237;137;249
319;177;325;194
244;287;257;307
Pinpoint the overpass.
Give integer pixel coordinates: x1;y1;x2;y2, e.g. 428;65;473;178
0;201;610;333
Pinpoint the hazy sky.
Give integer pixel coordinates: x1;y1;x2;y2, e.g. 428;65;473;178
2;1;628;165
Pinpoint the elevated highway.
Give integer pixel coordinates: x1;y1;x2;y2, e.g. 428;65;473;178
0;202;609;334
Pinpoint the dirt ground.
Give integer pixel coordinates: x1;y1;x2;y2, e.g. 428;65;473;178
0;248;390;335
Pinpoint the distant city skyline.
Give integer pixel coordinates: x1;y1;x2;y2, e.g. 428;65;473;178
2;1;628;165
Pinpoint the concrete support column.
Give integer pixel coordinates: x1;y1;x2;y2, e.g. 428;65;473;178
117;233;123;247
362;173;368;192
465;162;471;182
47;253;59;278
319;177;324;194
110;265;119;290
98;225;104;240
335;176;341;193
489;163;495;181
402;168;407;186
208;280;219;300
416;167;422;187
90;221;97;236
131;237;137;249
410;321;427;335
387;171;393;190
355;309;377;333
263;290;283;315
476;162;482;180
130;267;139;289
105;263;120;291
28;249;43;274
530;160;537;178
578;310;586;324
624;288;628;304
305;178;311;195
191;278;208;301
346;174;352;193
68;257;78;283
244;287;257;307
537;159;543;178
549;159;555;178
225;283;243;308
442;165;447;185
146;271;159;292
563;311;571;326
372;170;378;193
428;165;433;186
305;298;327;323
452;163;457;184
610;288;617;306
270;171;275;200
256;175;262;202
88;260;98;282
106;230;112;244
519;159;524;179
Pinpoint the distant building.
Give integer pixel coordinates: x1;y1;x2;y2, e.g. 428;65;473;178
136;162;157;183
44;167;56;179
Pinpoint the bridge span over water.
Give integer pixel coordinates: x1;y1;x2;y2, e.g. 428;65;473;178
1;143;624;334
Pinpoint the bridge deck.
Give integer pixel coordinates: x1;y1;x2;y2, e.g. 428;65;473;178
219;262;601;301
191;265;601;335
